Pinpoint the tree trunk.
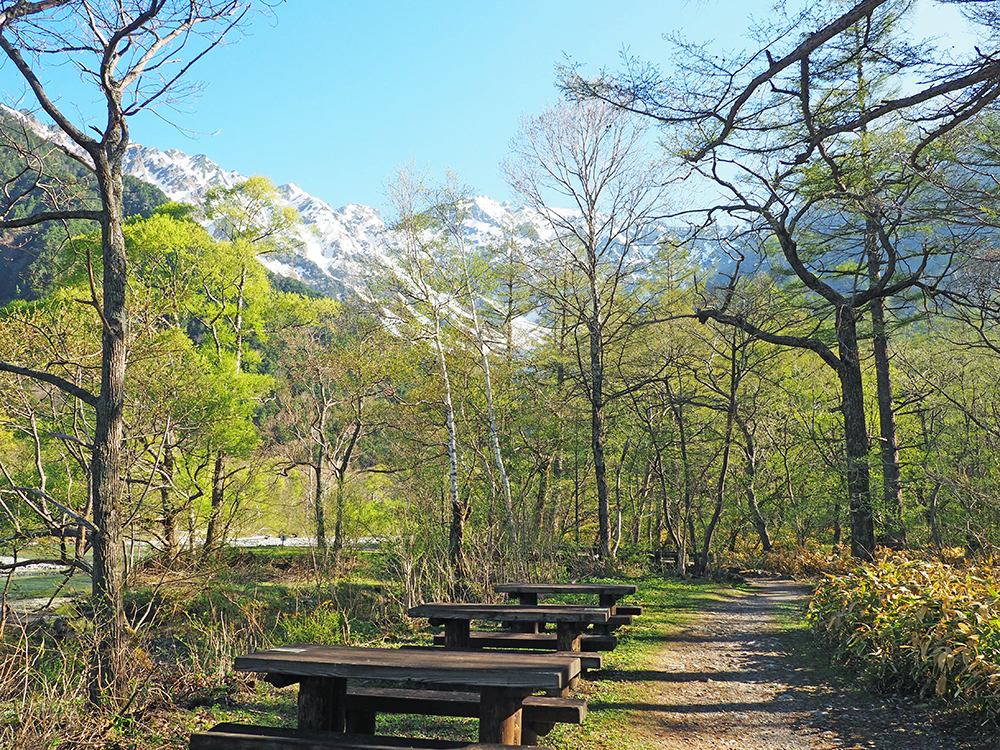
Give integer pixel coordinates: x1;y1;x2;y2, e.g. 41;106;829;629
589;314;612;563
160;439;179;559
866;227;906;548
737;417;772;552
313;404;328;551
533;454;551;539
89;154;129;705
653;443;680;548
836;304;875;561
469;288;518;553
314;459;327;551
927;480;943;552
449;485;471;594
611;438;629;557
699;347;737;577
203;450;226;555
433;311;466;586
670;389;695;575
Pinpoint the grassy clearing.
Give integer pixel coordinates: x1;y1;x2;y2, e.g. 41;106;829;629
0;547;733;749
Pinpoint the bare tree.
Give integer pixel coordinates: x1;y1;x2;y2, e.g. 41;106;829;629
503;99;665;564
377;167;473;588
0;0;258;704
564;0;999;560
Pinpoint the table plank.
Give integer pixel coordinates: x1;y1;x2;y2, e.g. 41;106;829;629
234;645;580;690
408;603;610;625
495;583;637;597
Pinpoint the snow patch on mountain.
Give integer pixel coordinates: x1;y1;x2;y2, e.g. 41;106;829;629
120;141;570;295
122;146;244;204
3;105;681;299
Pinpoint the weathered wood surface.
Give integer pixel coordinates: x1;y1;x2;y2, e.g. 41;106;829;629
344;686;586;724
189;723;544;750
493;584;640;634
234;645;580;690
409;603;610;625
298;676;346;731
596;614;633;630
479;685;522;745
429;632;615;657
494;583;636;598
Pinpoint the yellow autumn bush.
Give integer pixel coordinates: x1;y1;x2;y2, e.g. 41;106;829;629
808;551;1000;723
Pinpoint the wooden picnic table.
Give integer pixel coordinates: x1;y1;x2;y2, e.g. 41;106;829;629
233;643;580;746
408;602;609;652
494;582;637;609
494;583;640;636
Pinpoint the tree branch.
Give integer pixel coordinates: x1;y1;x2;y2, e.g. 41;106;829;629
0;361;97;406
695;307;842;372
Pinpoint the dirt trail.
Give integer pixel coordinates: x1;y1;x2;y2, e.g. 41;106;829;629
610;576;994;750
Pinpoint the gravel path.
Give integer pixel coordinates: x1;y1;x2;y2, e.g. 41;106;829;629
615;576;995;750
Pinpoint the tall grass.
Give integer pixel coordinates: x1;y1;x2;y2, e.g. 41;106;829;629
808;550;1000;723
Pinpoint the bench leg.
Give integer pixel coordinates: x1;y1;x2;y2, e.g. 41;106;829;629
298;676;346;731
523;720;555;745
479;686;524;744
345;708;376;734
522;725;539;746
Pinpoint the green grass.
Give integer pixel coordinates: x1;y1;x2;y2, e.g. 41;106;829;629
3;571;92;601
1;546;746;749
540;575;736;749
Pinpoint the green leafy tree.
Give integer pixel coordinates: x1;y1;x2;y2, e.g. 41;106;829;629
503;99;666;564
0;1;255;700
564;0;1000;559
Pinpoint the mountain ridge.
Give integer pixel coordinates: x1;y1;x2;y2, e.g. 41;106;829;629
2;105;679;300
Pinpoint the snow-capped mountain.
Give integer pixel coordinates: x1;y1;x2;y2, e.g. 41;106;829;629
2;104;676;300
122;146;244;205
119;138;559;296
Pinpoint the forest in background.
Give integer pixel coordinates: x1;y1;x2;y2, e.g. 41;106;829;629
2;0;1000;734
3;108;1000;591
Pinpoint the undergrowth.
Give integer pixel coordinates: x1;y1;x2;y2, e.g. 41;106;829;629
808;549;1000;725
0;548;728;749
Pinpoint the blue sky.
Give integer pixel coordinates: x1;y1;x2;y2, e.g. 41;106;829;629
3;1;975;213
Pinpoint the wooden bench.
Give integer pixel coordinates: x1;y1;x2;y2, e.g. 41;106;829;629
652;549;680;566
614;605;642;616
593;614;632;631
424;636;608;665
190;723;547;749
343;688;585;745
432;631;617;653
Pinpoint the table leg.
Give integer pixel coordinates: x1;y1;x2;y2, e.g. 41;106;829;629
510;620;539;633
512;594;539;633
479;686;525;744
297;676;346;731
596;594;617;635
444;619;471;648
555;622;582;652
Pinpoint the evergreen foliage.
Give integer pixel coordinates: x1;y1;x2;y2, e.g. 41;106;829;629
0;110;169;304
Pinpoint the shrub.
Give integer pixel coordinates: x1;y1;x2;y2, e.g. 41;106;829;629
808;551;1000;723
